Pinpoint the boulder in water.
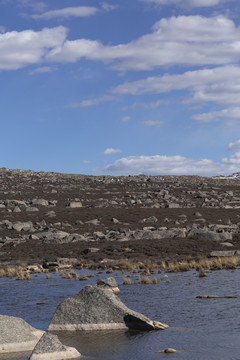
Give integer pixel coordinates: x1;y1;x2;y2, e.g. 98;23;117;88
48;285;169;331
0;315;43;354
29;332;81;360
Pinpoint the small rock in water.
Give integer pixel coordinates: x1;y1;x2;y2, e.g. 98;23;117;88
156;348;177;354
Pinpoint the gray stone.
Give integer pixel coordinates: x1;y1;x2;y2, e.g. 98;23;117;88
166;203;180;208
45;211;56;217
209;250;237;257
145;216;158;223
11;221;34;232
188;230;232;241
220;242;234;247
132;228;186;240
33;230;69;243
83;247;100;254
48;285;169;331
0;315;43;353
29;333;81;360
26;207;39;212
111;218;119;223
31;199;49;206
194;212;202;217
85;219;100;225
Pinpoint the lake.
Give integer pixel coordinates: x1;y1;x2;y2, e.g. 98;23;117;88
0;269;240;360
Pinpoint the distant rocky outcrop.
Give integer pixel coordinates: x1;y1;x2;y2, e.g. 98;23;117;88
29;333;81;360
48;285;169;331
0;315;43;353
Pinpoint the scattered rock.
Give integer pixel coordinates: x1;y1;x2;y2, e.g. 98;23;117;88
85;219;100;225
156;348;177;354
209;250;237;257
67;202;83;209
31;199;49;207
83;247;100;254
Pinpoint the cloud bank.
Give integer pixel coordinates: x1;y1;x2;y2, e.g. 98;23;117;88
102;152;240;176
139;0;231;8
1;15;240;72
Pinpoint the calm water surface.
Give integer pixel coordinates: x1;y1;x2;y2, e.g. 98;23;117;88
0;269;240;360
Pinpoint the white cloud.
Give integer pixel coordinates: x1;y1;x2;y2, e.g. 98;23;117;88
29;66;55;74
101;2;118;11
144;120;164;128
68;95;116;108
2;15;240;73
102;152;240;176
128;99;166;109
192;107;240;123
121;115;131;122
0;26;67;70
228;140;240;151
140;0;230;8
0;26;6;33
113;65;240;105
45;15;240;71
32;6;98;20
103;148;122;155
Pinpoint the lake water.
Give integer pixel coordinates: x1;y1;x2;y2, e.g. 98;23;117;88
0;269;240;360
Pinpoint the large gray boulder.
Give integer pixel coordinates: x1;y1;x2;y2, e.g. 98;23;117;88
0;315;43;353
188;230;232;241
48;285;169;331
29;333;81;360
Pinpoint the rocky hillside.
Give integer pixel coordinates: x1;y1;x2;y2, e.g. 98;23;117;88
0;167;240;267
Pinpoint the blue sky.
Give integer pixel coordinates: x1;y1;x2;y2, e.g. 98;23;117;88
1;0;240;176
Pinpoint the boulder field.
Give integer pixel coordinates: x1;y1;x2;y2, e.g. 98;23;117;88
0;168;240;267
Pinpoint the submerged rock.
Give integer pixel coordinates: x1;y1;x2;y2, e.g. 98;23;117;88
0;315;43;354
48;285;169;331
29;332;81;360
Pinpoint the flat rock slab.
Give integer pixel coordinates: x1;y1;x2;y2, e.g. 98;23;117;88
209;250;237;257
29;333;81;360
0;315;43;354
48;285;169;331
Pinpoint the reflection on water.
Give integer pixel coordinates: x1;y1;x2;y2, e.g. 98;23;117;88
0;269;240;360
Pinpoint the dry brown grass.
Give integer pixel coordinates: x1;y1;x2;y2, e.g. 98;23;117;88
159;256;240;273
123;277;133;285
139;275;153;285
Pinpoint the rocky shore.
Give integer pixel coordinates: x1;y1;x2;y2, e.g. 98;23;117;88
0;167;240;272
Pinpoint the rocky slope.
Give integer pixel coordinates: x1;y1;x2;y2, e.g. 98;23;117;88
0;167;240;268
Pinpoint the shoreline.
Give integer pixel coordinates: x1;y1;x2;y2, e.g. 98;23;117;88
1;254;240;280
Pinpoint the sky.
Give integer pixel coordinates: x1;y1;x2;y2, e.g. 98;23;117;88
1;0;240;176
